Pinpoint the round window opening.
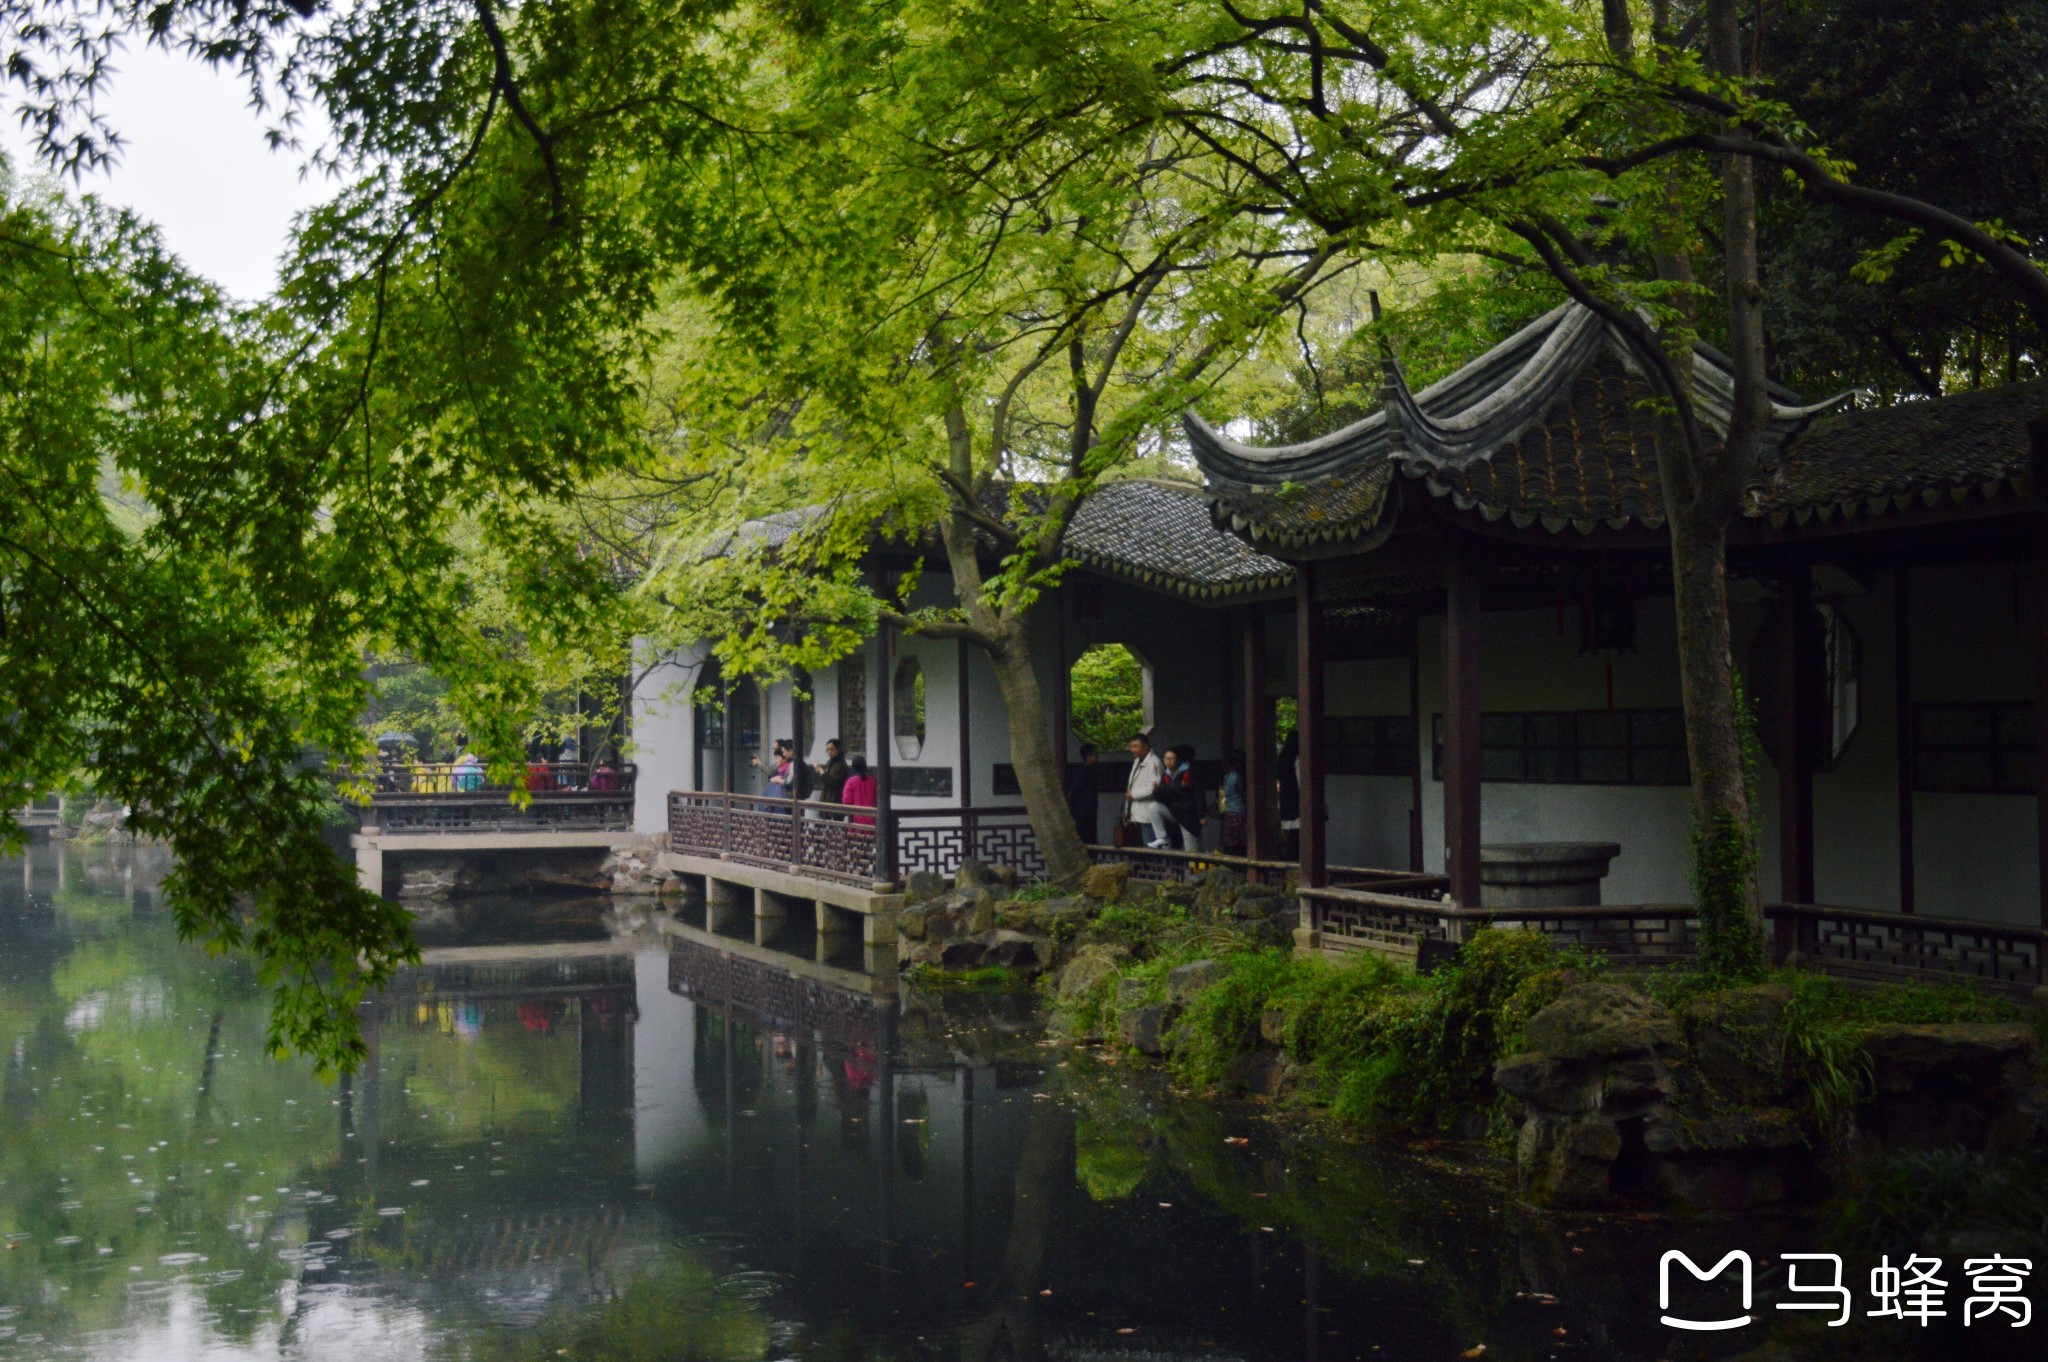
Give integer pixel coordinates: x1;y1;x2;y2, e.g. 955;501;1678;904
893;656;927;760
1067;642;1154;750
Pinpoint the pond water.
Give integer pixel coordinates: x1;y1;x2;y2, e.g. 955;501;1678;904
0;842;2030;1361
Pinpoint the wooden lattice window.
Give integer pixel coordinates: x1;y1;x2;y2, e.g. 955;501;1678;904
1327;716;1417;777
1431;708;1689;786
838;654;867;759
1912;702;2035;794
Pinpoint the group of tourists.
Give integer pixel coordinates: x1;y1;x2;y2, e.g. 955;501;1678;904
372;740;623;795
753;737;878;824
1060;734;1251;855
744;728;1279;855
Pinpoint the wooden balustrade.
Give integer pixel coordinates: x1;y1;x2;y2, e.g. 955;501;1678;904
667;790;882;887
1301;887;2046;993
359;762;638;831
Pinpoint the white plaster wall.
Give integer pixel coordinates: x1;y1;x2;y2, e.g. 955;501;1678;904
1806;580;1903;913
1323;657;1414;869
1413;603;1697;904
1902;561;2038;922
630;643;706;835
1914;795;2039;925
886;622;962;811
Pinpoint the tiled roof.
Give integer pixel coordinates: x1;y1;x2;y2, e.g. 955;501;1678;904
1066;479;1295;599
1421;352;1665;533
1746;379;2048;527
1187;303;1838;550
717;481;1292;601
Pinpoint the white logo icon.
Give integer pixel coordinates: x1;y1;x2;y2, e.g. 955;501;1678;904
1661;1250;1753;1331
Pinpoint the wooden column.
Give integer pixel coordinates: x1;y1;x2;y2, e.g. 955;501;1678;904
957;637;972;809
1054;586;1070;767
1776;564;1816;905
1442;543;1483;908
1407;617;1424;873
1242;608;1274;866
875;627;898;886
791;671;805;805
720;672;736;794
1219;612;1236;760
1296;564;1328;889
1895;568;1916;913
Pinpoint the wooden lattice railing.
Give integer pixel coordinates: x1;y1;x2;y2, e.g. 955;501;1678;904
668;791;882;887
1301;887;2046;993
668;790;1433;898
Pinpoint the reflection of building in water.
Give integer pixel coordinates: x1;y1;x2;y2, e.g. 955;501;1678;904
304;933;1052;1341
654;932;1043;1330
304;950;651;1327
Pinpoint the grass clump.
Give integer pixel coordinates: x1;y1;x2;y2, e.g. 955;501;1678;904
1644;965;2038;1137
1829;1147;2048;1255
1068;910;1587;1138
1777;971;2034;1135
903;962;1029;992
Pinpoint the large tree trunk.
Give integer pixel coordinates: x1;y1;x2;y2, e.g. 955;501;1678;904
1667;500;1766;971
984;617;1090;882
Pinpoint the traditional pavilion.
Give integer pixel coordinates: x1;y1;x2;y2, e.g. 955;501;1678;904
1185;301;2048;929
631;299;2048;973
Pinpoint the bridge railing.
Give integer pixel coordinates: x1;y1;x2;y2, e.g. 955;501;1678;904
668;790;882;887
666;791;1055;888
360;762;638;832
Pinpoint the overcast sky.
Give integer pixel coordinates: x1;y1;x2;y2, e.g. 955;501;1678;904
3;42;331;301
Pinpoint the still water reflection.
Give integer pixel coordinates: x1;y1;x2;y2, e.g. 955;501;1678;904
0;843;2021;1361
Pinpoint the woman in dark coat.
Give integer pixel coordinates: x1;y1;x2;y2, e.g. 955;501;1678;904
1159;744;1205;851
1276;729;1301;861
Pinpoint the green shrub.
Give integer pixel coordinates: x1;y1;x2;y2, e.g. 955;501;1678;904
1086;900;1188;955
1168;949;1306;1089
1321;929;1572;1132
1094;926;1575;1137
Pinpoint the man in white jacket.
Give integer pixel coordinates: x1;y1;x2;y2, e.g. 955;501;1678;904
1125;733;1170;848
